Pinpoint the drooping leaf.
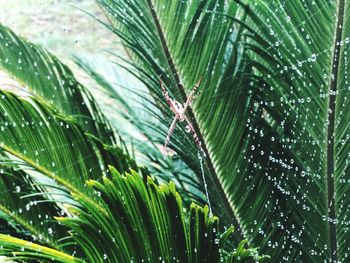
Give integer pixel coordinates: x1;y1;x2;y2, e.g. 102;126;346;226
0;88;142;241
0;234;82;263
0;165;69;248
0;23;115;145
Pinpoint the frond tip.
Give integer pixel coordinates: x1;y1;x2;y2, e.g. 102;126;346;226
0;166;263;262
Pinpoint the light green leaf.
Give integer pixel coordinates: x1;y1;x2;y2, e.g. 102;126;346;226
0;166;259;262
0;23;115;145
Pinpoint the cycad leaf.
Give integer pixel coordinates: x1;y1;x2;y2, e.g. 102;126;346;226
0;234;82;263
0;167;260;262
0;23;115;145
0;88;138;224
56;167;256;262
97;0;251;240
0;165;69;248
95;0;350;261
0;90;104;197
231;0;350;261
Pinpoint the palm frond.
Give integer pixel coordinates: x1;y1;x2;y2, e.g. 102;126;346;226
0;165;69;248
229;0;350;261
0;166;261;262
93;0;350;261
0;23;115;145
0;234;82;263
0;88;138;248
96;0;252;239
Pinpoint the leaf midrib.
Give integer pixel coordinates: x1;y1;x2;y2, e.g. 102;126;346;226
326;0;345;261
144;0;246;242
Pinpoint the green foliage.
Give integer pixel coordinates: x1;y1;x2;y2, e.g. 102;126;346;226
6;0;347;261
85;0;350;262
0;160;257;262
0;23;115;145
57;167;222;262
0;8;263;261
233;0;350;261
95;0;252;232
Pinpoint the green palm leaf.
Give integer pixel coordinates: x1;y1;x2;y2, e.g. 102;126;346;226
0;24;264;262
232;0;350;261
0;165;69;248
0;166;261;262
93;0;350;261
0;24;115;145
96;0;255;243
0;88;140;251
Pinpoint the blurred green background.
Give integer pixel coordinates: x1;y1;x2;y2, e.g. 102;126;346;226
0;0;119;63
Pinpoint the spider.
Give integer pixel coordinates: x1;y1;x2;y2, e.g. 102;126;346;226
160;77;203;157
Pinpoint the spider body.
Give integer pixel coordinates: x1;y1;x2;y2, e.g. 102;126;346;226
160;77;203;156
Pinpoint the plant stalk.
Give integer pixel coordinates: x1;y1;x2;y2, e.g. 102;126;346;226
326;0;345;261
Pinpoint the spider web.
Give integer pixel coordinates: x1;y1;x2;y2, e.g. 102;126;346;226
1;0;350;261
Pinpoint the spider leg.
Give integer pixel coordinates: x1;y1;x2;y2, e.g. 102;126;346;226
160;78;173;106
163;116;179;157
160;78;179;114
182;76;203;112
183;115;202;151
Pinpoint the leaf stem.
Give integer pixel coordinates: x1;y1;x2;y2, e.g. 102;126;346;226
326;0;345;260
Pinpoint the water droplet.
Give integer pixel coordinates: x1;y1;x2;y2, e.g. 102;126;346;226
310;53;317;62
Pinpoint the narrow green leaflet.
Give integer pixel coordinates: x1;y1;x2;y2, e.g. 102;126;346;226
95;0;350;261
97;0;252;239
0;165;69;249
0;24;115;145
0;166;262;262
231;0;350;261
0;234;82;263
